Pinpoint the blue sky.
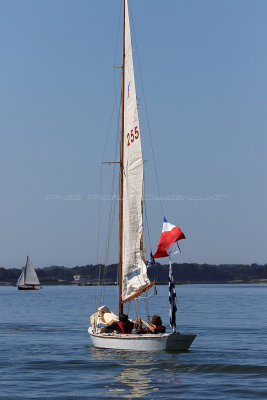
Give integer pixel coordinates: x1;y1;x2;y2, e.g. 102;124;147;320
0;0;266;268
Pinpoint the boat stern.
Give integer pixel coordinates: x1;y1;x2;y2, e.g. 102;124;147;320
165;333;197;351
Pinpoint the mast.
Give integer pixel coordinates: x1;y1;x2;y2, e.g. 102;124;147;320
119;0;126;315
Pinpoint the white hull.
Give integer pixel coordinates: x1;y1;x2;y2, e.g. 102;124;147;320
88;327;196;351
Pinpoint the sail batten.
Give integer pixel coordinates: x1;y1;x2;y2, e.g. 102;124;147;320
121;0;151;302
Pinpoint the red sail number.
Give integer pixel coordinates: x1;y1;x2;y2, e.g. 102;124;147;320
127;126;139;147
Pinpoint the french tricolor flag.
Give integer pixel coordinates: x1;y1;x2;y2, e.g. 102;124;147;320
153;218;185;258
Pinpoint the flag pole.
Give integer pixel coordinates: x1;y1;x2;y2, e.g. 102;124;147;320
168;256;177;333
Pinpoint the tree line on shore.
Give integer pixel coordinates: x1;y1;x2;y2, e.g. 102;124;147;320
0;263;267;285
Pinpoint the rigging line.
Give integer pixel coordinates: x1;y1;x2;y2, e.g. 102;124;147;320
97;125;119;307
143;195;152;251
144;291;151;322
96;2;122;309
102;166;112;256
105;118;120;238
108;129;120;229
113;0;123;69
113;0;123;100
97;181;119;308
128;0;164;217
96;75;120;309
96;81;120;309
96;164;103;266
126;299;132;316
100;82;120;164
116;267;119;315
134;296;141;321
105;183;119;266
138;292;154;300
103;184;119;277
97;78;120;265
96;165;112;308
101;0;122;165
143;197;157;283
112;0;122;172
96;164;105;310
104;163;119;264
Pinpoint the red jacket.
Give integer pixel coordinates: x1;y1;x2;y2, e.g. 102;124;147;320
104;321;134;334
117;321;134;334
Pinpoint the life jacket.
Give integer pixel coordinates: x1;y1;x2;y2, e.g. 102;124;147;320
117;321;132;334
152;324;166;333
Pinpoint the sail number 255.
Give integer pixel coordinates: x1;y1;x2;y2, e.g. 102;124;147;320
127;126;139;147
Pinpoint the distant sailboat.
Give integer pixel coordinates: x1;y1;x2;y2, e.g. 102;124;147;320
17;256;41;290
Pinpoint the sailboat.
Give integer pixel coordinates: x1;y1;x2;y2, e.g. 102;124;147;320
88;0;196;351
17;256;41;290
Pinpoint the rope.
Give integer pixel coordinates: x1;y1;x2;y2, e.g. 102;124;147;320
144;291;150;322
97;181;119;310
144;198;152;251
134;296;140;321
126;301;131;316
96;165;112;310
95;2;123;312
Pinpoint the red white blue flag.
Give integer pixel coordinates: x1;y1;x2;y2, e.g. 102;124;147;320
153;218;185;258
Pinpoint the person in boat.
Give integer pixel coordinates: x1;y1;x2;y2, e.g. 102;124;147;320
103;314;134;334
137;315;166;334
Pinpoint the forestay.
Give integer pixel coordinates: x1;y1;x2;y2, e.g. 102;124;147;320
122;0;150;301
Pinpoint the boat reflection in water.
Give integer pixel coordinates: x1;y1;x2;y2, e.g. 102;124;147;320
88;347;186;399
111;365;157;399
89;347;156;398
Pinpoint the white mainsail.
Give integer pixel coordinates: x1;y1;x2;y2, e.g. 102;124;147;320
122;0;151;301
17;256;40;287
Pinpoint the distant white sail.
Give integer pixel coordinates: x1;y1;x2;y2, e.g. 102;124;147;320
24;256;40;285
122;0;150;301
16;268;25;287
17;256;40;287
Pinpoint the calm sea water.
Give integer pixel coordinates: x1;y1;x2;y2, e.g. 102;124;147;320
1;284;267;399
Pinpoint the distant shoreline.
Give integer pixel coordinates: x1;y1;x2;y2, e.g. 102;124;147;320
1;280;267;287
1;262;266;286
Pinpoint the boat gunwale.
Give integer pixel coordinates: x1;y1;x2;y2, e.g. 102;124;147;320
89;329;196;341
